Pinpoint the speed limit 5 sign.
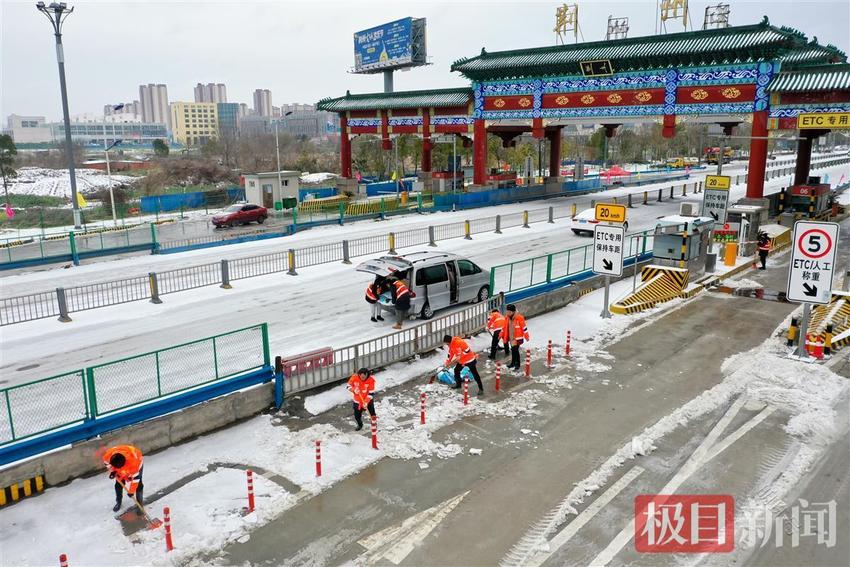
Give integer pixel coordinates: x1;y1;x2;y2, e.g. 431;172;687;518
786;221;840;305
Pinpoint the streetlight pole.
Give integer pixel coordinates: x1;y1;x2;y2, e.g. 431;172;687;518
274;111;294;208
102;133;122;226
36;2;81;228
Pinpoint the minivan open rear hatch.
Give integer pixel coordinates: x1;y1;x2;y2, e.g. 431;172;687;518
355;256;413;277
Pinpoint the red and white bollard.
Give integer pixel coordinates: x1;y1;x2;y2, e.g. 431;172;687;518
370;415;378;450
315;440;322;477
59;554;69;567
420;392;426;425
547;339;553;367
495;361;501;392
525;348;532;378
163;506;174;552
565;330;572;357
463;377;469;406
246;470;255;513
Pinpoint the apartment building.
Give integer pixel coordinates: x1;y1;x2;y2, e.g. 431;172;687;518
170;102;219;147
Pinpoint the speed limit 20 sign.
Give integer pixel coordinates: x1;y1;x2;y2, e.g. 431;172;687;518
786;221;840;305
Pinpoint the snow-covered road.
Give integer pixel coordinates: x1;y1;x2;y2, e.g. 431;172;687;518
2;159;849;389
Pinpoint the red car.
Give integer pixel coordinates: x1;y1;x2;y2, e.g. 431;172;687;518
212;203;268;228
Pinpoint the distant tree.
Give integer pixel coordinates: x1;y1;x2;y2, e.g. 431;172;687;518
152;139;170;157
0;134;17;200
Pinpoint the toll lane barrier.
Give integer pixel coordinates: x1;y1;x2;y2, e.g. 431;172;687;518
805;291;850;352
610;265;691;315
0;474;45;507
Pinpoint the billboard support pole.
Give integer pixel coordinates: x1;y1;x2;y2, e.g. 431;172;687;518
383;70;394;93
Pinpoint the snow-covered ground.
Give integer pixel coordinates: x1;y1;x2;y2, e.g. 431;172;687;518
7;167;137;198
0;271;681;567
3;159;849;389
2;267;845;566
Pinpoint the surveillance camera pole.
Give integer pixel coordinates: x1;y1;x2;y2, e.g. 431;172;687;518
37;2;81;228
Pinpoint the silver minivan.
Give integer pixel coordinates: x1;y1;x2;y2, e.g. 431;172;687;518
356;251;490;319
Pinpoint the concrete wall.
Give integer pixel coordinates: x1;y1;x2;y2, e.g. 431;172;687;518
0;383;273;491
516;260;644;318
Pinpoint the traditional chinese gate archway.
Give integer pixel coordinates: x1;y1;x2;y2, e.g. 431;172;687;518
319;17;848;201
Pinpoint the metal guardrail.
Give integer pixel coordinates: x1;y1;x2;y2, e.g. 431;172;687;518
3;156;848;327
282;295;503;395
0;324;268;447
490;229;656;295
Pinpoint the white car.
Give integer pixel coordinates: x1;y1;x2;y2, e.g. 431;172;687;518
570;208;629;236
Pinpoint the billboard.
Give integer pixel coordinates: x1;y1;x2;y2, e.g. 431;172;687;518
353;18;426;73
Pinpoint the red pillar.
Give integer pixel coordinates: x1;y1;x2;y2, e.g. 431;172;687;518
422;109;432;173
473;119;487;186
422;139;432;173
746;110;769;199
794;133;814;186
548;128;562;178
532;118;544;140
381;110;391;151
339;114;351;178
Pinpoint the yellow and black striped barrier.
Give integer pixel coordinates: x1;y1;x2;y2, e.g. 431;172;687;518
0;475;45;507
611;265;691;315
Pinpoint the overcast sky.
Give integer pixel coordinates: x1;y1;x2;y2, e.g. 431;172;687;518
1;0;848;121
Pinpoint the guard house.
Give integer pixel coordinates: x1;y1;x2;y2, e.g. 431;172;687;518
653;215;715;271
319;17;849;208
243;170;301;209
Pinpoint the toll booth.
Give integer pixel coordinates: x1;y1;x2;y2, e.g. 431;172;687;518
778;176;832;226
719;203;770;256
652;215;715;272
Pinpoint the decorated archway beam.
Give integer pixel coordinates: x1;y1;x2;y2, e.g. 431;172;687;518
767;63;850;130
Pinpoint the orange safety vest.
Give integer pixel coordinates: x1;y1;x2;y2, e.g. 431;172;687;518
502;313;530;343
758;240;770;252
393;280;412;300
365;283;379;303
446;336;476;366
103;445;144;495
348;374;376;408
487;312;506;332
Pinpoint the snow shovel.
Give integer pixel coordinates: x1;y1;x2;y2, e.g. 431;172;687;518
122;486;162;529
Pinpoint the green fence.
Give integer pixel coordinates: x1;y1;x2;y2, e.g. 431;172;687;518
490;230;655;295
1;223;157;266
0;324;269;446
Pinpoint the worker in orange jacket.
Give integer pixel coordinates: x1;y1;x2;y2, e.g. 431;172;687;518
757;231;770;270
365;276;386;323
347;367;376;431
487;308;509;360
390;276;415;330
103;444;144;513
501;304;530;371
443;334;483;394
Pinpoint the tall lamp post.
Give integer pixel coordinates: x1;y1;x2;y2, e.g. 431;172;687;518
274;111;294;204
103;137;122;226
36;1;81;228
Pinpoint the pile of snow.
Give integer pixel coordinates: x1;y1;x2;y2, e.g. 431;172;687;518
6;167;137;198
300;172;338;185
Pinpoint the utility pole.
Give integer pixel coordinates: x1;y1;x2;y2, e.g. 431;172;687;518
37;2;81;228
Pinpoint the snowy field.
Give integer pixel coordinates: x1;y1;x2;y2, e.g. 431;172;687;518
0;274;846;566
2;159;849;389
7;167;137;198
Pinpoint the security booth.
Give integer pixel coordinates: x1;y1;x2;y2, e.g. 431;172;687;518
777;176;832;225
723;203;770;256
652;215;715;271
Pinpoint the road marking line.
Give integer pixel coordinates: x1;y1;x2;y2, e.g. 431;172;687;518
590;396;771;566
462;421;489;434
525;466;644;567
357;491;470;565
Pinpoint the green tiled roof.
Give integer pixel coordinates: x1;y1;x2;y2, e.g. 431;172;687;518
779;40;847;68
317;87;472;112
451;17;807;80
768;64;850;93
